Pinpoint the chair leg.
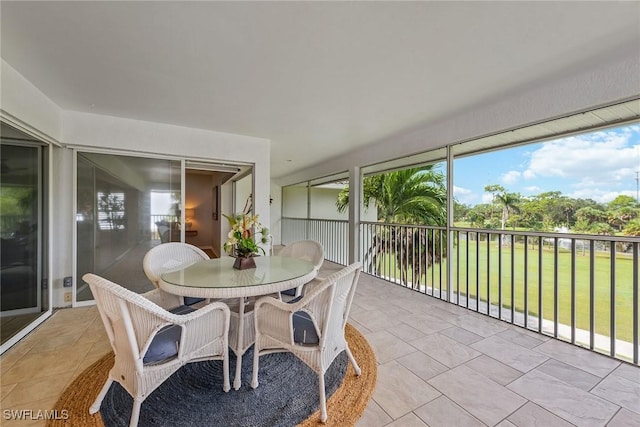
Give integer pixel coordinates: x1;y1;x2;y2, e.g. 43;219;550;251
318;371;327;423
223;347;230;392
129;398;142;427
89;378;113;414
345;345;362;376
251;342;260;389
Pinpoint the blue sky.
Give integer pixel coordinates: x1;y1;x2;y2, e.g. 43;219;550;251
452;124;640;206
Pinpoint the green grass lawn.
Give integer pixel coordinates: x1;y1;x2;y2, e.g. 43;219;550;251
374;239;637;343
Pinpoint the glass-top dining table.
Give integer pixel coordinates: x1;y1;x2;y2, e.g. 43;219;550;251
159;255;317;389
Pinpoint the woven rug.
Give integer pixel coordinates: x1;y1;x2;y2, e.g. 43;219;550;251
49;324;376;426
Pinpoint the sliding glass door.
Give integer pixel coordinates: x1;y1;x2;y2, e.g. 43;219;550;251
0;126;49;347
75;152;253;302
75;152;181;301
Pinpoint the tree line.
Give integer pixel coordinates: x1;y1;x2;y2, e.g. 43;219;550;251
455;185;640;237
333;168;639;285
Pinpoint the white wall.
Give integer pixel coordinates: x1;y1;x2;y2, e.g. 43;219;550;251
309;187;376;221
50;147;74;308
310;188;346;220
62;111;269;165
269;182;282;245
1;59;62;143
280;184;378;222
282;186;308;218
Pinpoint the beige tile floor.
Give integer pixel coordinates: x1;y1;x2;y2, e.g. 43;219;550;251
1;261;639;426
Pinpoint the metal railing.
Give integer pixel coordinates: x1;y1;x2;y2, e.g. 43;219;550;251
360;222;448;297
150;214;177;240
281;217;349;265
283;217;639;365
447;227;638;365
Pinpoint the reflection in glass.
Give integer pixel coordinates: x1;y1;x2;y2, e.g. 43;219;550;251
235;173;253;214
97;191;126;230
76;153;181;301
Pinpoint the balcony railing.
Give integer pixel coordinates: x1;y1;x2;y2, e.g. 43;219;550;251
284;217;639;365
281;217;349;265
150;214;178;240
446;227;638;365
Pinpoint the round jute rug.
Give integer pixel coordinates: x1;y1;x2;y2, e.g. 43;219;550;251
48;324;376;427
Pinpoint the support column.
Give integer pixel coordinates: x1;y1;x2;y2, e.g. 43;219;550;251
446;146;454;302
348;166;361;264
306;181;311;239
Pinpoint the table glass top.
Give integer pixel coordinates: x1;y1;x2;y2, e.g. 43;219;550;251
160;256;315;289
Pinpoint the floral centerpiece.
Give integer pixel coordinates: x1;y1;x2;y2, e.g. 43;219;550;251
223;213;269;269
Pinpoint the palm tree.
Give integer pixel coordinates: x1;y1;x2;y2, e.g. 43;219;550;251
494;192;521;231
561;202;575;227
483;185;520;245
337;166;447;287
337;166;446;222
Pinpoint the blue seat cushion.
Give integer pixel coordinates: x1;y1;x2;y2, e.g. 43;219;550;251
142;305;196;365
169;304;197;315
281;288;297;297
288;295;304;304
184;297;205;306
292;311;319;345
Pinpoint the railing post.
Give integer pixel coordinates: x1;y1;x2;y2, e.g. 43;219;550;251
348;166;361;264
446;146;454;302
306;181;311;240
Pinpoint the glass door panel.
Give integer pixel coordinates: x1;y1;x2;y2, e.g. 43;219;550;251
1;135;48;346
235;173;253;214
76;152;181;301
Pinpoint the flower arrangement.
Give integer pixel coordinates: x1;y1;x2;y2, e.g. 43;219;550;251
223;213;269;258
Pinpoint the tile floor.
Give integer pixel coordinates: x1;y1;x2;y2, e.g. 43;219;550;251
1;261;639;426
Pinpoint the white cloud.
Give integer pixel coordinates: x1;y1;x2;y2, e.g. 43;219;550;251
523;129;640;189
454;186;471;195
502;170;521;185
453;186;477;204
456;125;639;206
567;188;637;204
524;185;541;193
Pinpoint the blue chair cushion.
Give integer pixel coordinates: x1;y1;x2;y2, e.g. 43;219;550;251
292;311;319;345
281;288;297;297
184;297;205;306
288;295;304;304
169;304;197;315
142;305;196;365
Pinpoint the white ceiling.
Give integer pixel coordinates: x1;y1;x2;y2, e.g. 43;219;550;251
2;1;639;179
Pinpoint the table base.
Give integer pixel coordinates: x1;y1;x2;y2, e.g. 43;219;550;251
229;297;256;389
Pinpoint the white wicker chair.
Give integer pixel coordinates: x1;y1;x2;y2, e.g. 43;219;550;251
278;240;324;299
83;273;230;427
143;242;209;288
143;242;210;305
142;242;248;389
251;262;362;423
156;224;171;243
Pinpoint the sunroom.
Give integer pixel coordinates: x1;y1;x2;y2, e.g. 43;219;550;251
1;2;639;426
